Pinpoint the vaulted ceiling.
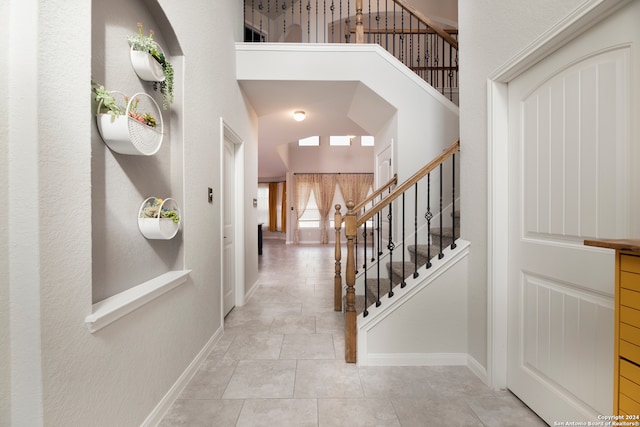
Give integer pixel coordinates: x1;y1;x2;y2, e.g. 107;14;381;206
239;79;396;179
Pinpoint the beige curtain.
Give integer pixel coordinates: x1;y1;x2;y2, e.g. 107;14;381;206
280;181;287;233
268;182;278;231
337;174;374;207
294;174;314;243
312;174;337;244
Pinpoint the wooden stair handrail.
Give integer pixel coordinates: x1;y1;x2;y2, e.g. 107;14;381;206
390;0;459;49
356;138;460;227
353;173;398;213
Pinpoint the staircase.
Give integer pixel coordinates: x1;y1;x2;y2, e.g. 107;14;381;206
360;211;460;313
335;139;460;363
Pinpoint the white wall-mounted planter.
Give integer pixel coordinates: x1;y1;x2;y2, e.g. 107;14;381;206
138;197;181;240
129;46;166;82
96;91;163;156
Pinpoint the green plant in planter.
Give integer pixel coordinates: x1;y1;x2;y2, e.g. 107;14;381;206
127;22;174;110
140;198;180;224
92;81;158;128
92;81;125;116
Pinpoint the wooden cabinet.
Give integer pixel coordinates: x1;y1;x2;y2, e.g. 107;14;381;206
618;252;640;415
585;239;640;416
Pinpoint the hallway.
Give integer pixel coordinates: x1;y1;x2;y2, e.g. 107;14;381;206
159;240;546;426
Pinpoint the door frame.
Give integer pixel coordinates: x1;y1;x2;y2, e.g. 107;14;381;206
486;0;629;390
219;118;245;323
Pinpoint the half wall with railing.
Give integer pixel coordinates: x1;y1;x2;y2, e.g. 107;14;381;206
244;0;459;103
335;138;460;362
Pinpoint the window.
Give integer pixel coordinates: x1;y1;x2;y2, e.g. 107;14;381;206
298;136;319;146
361;135;375;146
329;135;352;146
298;191;321;228
257;183;269;225
298;185;349;228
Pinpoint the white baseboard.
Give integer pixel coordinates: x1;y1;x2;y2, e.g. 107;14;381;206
141;327;224;426
364;352;468;366
467;354;489;386
244;279;260;304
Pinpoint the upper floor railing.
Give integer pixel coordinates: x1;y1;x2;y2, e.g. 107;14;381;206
244;0;459;104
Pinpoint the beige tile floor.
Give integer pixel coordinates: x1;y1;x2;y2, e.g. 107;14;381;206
159;240;547;426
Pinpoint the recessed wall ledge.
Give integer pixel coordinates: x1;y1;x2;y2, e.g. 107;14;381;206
85;270;191;333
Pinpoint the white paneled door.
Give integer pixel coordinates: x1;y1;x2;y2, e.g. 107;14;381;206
223;139;236;317
507;2;639;423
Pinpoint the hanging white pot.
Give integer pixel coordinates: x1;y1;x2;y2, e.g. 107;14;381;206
96;91;163;156
129;45;166;82
138;197;181;240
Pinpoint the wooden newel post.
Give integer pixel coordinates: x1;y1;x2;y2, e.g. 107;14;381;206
344;200;357;363
355;0;364;44
334;204;343;312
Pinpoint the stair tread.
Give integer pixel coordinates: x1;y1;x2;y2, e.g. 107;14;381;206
430;227;458;237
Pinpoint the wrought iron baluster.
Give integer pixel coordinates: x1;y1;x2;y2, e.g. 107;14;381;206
376;217;381;307
267;0;271;40
346;0;350;43
376;0;380;45
384;0;388;51
409;12;413;74
438;164;444;259
281;0;286;41
400;8;404;64
306;1;310;43
392;0;395;57
339;0;343;43
370;202;375;262
259;1;264;41
413;182;419;278
425;173;432;269
401;192;407;288
323;0;326;43
416;20;421;79
363;221;369;317
451;153;457;250
387;200;394;298
448;43;455;101
330;0;335;42
377;210;382;256
368;0;371;43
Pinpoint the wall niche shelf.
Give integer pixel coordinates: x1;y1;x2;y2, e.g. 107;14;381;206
85;269;191;333
96;91;163;156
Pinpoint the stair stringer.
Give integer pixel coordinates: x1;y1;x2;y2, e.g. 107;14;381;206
356;239;470;366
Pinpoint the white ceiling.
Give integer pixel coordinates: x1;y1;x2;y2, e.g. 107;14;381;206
239;79;396;179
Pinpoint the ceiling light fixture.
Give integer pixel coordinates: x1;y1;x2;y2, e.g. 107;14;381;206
293;110;306;122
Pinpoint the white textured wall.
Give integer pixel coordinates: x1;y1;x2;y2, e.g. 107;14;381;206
289;137;374;173
365;250;468;358
4;0;256;425
412;0;458;27
458;0;586;371
1;1;10;424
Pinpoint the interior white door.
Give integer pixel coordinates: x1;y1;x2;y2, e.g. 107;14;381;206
375;142;393;254
507;2;639;423
223;139;236;316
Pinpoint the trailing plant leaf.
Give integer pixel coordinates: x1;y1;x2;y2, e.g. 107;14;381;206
92;81;124;116
128;22;174;110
